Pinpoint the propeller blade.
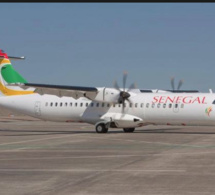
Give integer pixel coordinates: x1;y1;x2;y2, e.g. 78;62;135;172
126;98;134;112
122;99;131;116
113;80;121;92
177;79;184;90
126;98;132;104
123;71;128;92
118;96;124;104
127;83;136;92
122;100;125;114
171;77;175;91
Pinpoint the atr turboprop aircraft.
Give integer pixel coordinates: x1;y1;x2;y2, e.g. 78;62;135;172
0;49;214;133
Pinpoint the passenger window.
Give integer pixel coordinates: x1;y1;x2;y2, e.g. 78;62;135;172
163;104;166;108
96;103;99;107
175;104;178;108
80;103;83;107
75;102;78;107
60;103;63;107
107;103;110;107
152;103;155;108
86;103;88;107
118;104;121;107
169;104;172;108
70;103;72;107
157;103;161;108
141;103;144;108
135;103;138;108
65;103;67;107
91;103;94;107
55;103;58;107
146;103;149;108
50;103;53;107
102;103;105;107
130;103;132;108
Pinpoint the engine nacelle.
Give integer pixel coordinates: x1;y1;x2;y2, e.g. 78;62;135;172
93;87;120;103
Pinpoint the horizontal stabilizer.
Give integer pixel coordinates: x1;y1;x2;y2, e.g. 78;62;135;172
8;56;25;60
0;56;25;60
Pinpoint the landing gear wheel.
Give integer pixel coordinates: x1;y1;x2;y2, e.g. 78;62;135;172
123;128;135;133
96;123;108;133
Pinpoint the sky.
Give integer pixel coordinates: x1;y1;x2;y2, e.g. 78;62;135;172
1;3;215;92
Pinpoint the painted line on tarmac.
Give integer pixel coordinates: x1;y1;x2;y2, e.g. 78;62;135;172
0;169;186;173
1;151;215;161
0;133;88;147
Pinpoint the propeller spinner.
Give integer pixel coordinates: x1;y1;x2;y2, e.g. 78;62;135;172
113;72;136;112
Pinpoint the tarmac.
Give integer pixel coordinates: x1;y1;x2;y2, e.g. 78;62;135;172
1;109;215;195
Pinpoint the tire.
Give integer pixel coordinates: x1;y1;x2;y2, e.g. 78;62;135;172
123;128;135;133
96;123;108;133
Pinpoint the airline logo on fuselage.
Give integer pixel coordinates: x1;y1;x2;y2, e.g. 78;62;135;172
205;106;212;116
152;96;207;104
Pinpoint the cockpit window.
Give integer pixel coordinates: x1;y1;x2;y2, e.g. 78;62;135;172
213;100;215;104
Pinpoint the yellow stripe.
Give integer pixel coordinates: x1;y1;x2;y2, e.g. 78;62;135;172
0;59;10;65
0;82;34;96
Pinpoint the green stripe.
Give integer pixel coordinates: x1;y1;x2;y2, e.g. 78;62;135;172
1;64;27;83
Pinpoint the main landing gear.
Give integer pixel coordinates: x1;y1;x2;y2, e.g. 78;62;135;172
95;123;136;133
95;123;108;133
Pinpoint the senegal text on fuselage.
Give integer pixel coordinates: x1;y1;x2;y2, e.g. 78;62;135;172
152;96;207;104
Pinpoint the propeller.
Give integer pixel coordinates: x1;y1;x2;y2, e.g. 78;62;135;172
113;72;136;113
170;77;184;91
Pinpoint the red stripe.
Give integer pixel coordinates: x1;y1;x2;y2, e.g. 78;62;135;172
0;50;8;59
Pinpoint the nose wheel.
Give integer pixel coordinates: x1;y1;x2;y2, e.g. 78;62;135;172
95;123;108;133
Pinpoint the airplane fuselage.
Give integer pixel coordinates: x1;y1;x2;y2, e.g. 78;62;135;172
0;92;215;128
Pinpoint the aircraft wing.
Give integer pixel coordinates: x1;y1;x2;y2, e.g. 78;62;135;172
8;83;98;100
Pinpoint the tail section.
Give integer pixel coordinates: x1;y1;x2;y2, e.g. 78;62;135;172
0;49;34;96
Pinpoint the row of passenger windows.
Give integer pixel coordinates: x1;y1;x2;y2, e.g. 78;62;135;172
45;102;144;108
45;102;184;109
146;103;184;109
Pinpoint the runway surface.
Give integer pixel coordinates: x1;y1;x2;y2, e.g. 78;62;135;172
1;116;215;195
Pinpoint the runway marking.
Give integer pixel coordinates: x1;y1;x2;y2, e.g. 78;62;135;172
85;136;215;148
15;139;87;151
0;133;88;146
1;152;215;161
0;169;186;173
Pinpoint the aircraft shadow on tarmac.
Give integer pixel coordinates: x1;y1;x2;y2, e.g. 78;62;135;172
1;127;215;136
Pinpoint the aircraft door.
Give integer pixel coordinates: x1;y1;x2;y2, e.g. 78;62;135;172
34;101;41;116
173;103;179;113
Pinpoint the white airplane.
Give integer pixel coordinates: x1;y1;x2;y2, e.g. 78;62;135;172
0;49;214;133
